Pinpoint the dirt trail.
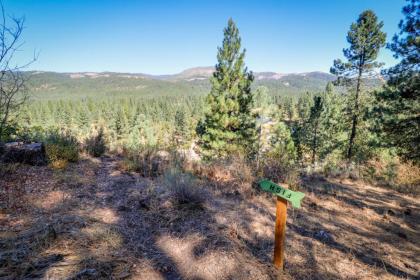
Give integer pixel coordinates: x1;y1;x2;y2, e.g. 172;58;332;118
0;156;419;279
93;157;280;279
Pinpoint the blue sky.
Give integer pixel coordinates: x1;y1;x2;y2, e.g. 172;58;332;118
9;0;405;75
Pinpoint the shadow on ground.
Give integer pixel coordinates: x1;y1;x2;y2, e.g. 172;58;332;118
0;157;418;279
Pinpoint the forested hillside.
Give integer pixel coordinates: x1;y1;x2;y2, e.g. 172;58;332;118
26;69;342;100
18;68;385;154
0;1;418;279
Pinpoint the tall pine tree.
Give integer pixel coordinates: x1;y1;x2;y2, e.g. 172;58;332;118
305;96;324;164
375;0;419;163
330;10;386;160
197;19;256;159
320;82;345;158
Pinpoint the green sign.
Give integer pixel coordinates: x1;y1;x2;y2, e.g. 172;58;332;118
259;179;305;208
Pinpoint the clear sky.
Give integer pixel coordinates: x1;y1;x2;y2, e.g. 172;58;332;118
9;0;405;75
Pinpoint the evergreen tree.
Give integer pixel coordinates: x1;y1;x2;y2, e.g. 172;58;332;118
173;109;189;147
20;106;32;127
325;81;334;95
320;82;345;158
284;97;296;121
62;109;72;128
113;108;128;140
197;18;256;159
127;113;146;149
268;122;296;165
375;0;419;163
254;86;271;109
297;92;314;122
290;93;313;163
305;96;324;164
77;108;90;130
291;123;304;162
330;10;386;160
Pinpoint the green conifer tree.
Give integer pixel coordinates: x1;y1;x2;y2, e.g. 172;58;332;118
319;82;345;158
375;0;419;163
330;10;386;160
173;109;189;147
254;86;271;110
197;18;256;159
113;108;128;140
284;97;296;121
77;108;90;130
297;92;314;122
269;122;296;165
305;96;324;164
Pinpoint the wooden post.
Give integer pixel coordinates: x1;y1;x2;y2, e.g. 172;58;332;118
274;196;287;269
258;179;305;270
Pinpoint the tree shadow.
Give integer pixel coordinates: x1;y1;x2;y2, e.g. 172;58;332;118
292;175;419;279
1;159;418;279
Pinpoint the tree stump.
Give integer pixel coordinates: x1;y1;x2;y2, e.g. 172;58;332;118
1;142;47;165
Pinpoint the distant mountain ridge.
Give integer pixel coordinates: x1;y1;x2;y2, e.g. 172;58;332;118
26;67;383;101
169;67;336;82
30;67;336;82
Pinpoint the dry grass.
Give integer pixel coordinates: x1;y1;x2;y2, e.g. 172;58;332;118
118;148;170;178
0;155;418;279
321;157;420;195
259;158;301;191
49;159;69;169
287;175;419;279
193;156;256;197
162;169;208;209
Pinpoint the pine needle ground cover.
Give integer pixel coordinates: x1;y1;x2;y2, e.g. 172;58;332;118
0;155;418;279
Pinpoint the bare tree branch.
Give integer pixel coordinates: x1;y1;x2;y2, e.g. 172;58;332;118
0;0;35;138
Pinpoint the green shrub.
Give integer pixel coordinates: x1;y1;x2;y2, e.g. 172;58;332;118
45;131;79;167
321;150;344;177
85;127;107;157
0;123;20;142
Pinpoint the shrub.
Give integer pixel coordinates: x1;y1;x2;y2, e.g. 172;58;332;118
85;127;107;157
363;153;420;194
321;150;344;177
195;154;256;196
163;169;207;209
394;162;420;194
0;123;20;142
45;131;79;168
260;157;300;191
49;159;69;169
120;146;169;177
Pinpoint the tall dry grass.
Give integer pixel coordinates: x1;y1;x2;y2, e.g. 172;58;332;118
363;158;420;194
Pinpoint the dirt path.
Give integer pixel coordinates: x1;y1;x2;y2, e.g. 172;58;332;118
90;156;280;279
0;156;419;279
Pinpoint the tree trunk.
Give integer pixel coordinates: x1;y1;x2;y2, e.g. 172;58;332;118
347;64;363;160
312;124;318;165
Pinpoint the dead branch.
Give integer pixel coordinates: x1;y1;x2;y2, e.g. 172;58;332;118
0;1;36;138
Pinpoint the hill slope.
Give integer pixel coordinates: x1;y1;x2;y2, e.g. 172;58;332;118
26;68;338;100
0;155;418;279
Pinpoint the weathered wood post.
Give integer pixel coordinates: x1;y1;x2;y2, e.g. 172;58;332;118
259;179;305;270
274;196;287;269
